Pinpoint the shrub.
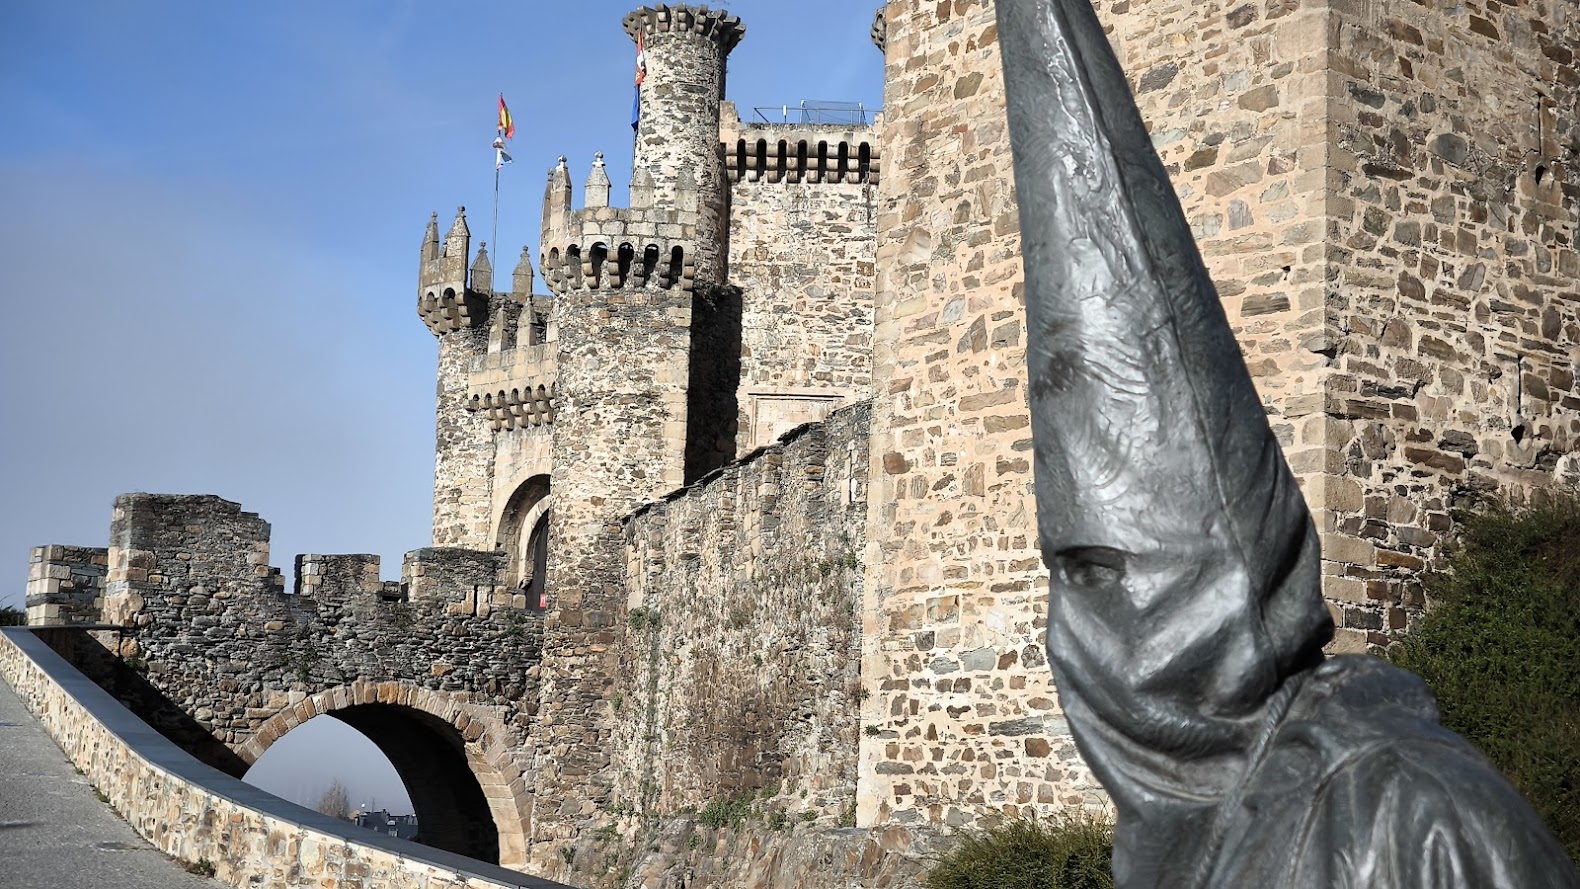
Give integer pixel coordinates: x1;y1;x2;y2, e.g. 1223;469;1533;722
697;794;754;829
1388;497;1580;861
924;811;1114;889
0;605;23;626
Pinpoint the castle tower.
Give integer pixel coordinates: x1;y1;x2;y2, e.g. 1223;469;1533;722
417;207;495;548
522;5;746;870
624;3;744;283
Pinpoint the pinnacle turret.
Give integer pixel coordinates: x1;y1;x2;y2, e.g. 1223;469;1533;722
585;153;611;209
421;211;439;264
471;242;493;295
542;157;572;240
512;247;535;300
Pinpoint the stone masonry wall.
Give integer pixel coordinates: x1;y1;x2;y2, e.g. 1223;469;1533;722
725;116;880;453
863;0;1576;833
1316;0;1580;647
612;403;870;824
434;327;500;549
69;493;543;865
0;628;566;889
529;281;696;871
862;0;1097;831
26;545;107;626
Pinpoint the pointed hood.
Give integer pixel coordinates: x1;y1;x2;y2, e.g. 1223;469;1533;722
996;0;1332;810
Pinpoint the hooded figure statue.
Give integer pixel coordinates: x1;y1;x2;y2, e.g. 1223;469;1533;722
995;0;1579;885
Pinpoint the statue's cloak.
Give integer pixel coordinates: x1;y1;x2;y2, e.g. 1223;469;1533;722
995;0;1579;884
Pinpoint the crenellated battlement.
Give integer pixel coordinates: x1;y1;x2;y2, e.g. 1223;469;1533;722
465;385;558;432
418;286;488;335
417;207;493;337
622;4;744;54
723;129;881;186
464;338;560;432
540;155;704;289
540;239;696;294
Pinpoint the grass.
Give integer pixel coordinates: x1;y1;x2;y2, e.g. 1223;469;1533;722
923;811;1114;889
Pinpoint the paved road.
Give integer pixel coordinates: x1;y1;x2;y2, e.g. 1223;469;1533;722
0;676;213;889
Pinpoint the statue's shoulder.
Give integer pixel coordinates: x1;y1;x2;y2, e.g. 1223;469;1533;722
1259;656;1580;888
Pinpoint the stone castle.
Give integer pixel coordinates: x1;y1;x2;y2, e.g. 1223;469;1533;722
18;0;1578;886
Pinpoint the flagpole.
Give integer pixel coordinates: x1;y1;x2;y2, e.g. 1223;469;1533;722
492;163;500;295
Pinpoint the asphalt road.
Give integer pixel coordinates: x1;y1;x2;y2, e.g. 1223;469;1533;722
0;676;213;889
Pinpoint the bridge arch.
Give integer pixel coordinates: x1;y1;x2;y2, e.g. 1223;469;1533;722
239;682;529;868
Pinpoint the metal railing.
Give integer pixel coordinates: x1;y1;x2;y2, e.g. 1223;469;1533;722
751;100;874;126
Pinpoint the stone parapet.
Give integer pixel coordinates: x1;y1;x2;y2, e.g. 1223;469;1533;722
26;545;107;626
621;4;745;54
540;239;697;295
723;123;881;186
0;628;565;888
401;547;514;612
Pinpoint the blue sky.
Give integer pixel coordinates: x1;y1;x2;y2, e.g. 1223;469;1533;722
1;0;882;817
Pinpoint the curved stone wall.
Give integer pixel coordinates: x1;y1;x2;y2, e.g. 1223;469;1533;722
0;627;567;889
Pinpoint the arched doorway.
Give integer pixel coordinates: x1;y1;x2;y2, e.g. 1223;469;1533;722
497;475;551;608
241;686;528;867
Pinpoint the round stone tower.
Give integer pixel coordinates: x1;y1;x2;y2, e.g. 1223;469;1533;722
624;4;744;284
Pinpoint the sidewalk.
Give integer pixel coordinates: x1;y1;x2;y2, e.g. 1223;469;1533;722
0;675;212;889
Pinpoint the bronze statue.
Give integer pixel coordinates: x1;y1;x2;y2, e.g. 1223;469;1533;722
996;0;1579;884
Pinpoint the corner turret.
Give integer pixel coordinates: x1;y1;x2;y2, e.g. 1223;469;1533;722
418;206;488;336
622;4;742;283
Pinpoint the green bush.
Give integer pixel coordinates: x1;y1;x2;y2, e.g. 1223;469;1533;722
924;811;1114;889
1388;497;1580;861
0;605;23;627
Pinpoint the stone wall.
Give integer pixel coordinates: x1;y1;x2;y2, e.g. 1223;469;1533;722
43;493;543;866
612;403;870;822
26;544;106;626
433;327;500;549
862;0;1097;831
724;112;881;453
0;627;569;889
1315;0;1580;646
530;279;698;866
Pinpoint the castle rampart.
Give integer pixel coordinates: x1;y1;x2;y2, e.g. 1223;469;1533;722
722;109;880;453
13;1;1576;885
25;492;544;865
26;545;107;627
610;403;870;820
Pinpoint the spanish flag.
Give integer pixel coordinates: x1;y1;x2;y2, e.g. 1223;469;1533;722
497;94;515;139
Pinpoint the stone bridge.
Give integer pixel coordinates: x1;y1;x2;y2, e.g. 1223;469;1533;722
27;493;542;869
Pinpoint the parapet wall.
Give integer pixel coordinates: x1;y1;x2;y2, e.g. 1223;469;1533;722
0;627;567;889
724;110;879;453
27;545;107;626
611;402;871;820
37;493;542;759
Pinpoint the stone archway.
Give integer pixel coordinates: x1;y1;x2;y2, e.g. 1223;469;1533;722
497;475;551;606
239;682;530;868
